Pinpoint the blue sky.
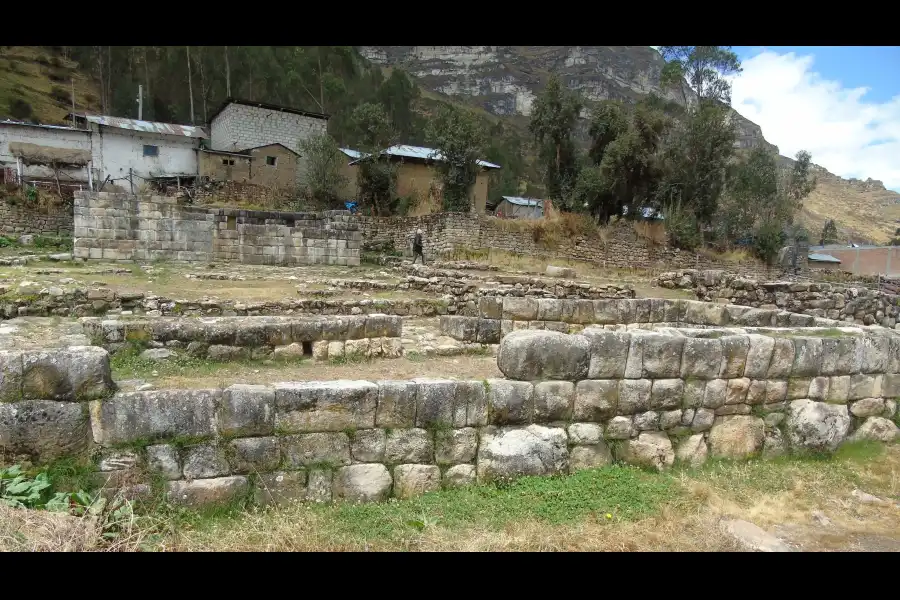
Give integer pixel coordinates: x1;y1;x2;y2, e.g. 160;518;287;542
725;46;900;191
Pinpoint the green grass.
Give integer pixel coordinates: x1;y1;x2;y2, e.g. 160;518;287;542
110;344;278;381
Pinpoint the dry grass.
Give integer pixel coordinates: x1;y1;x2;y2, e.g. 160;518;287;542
114;352;502;389
800;175;900;245
698;246;755;265
0;504;100;552
490;212;606;250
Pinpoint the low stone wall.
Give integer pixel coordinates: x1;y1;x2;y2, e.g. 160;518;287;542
658;270;900;329
82;315;403;361
439;297;857;343
354;212;790;278
4;324;897;506
72;191;360;266
0;200;74;238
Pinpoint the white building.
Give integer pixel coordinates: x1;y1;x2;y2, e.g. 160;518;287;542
70;114;207;190
0;120;92;189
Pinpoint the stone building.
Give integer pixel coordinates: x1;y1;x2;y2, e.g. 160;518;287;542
207;99;328;184
198;142;300;189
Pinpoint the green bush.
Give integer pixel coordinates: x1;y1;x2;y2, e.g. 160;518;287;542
664;201;702;251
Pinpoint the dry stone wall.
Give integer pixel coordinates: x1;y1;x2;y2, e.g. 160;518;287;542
0;201;73;237
83;315;403;361
440;297;858;343
354;212;788;278
658;270;900;329
3;322;897;507
72;191;360;266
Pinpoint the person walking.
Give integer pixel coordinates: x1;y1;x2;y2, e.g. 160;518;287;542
412;228;425;265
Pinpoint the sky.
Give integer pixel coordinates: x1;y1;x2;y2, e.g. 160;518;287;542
652;47;900;192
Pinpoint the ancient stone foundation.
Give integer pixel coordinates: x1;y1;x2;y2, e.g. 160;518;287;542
81;315;403;360
72;191;360;266
440;297;859;343
2;322;897;507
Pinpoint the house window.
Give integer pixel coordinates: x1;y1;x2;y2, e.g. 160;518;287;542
222;158;235;166
266;156;277;166
143;145;159;157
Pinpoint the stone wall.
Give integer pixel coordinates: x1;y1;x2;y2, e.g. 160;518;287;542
3;325;897;506
657;270;900;329
0;200;73;237
439;297;859;343
72;191;360;266
83;315;403;361
354;212;788;278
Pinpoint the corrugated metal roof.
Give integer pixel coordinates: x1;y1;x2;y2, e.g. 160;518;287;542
0;119;85;132
85;115;207;138
348;144;501;169
501;196;544;207
339;148;363;159
808;253;842;263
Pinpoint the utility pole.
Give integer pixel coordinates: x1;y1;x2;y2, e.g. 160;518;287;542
70;78;76;128
137;84;143;120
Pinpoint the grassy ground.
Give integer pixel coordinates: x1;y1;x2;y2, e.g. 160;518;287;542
111;346;502;389
4;442;896;552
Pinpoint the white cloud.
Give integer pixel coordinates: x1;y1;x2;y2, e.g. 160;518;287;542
729;50;900;192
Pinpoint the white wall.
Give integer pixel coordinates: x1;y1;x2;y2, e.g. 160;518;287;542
92;126;199;185
0;123;91;182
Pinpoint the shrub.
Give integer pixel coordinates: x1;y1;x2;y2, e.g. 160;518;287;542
9;98;33;120
49;86;71;104
664;201;702;251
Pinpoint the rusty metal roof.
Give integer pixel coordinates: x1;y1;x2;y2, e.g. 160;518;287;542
85;115;208;138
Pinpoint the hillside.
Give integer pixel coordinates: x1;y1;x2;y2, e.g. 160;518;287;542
362;45;900;243
3;45;898;244
0;46;100;125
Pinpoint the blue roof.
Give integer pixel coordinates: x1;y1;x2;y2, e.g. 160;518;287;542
501;196;544;207
808;253;841;263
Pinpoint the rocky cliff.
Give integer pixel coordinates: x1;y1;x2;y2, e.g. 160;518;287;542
361;46;773;151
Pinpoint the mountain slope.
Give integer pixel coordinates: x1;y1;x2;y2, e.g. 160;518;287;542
362;45;900;243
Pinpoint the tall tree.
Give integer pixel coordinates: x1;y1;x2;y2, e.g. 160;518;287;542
224;45;231;97
529;74;582;207
820;219;839;246
426;105;485;212
351;102;398;216
186;46;195;124
377;69;420;141
658;46;742;105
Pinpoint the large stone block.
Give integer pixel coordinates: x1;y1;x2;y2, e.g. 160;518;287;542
440;316;478;342
443;464;476;488
708;415;765;459
0;400;90;461
849;417;899;443
680;337;723;379
415;379;458;428
255;471;308;507
533;381;574;422
182;443;230;479
766;338;795;379
476;425;569;483
478;297;503;320
332;464;392;503
393;464;441;499
684;301;729;326
848;374;877;401
488;379;534;425
457;380;487;428
228;436;280;474
744;335;776;379
146;444;181;480
785;399;851;452
435;428;478;465
375;380;416;428
90;389;218;445
274;380;377;433
651;379;683;410
820;336;862;376
620;431;675;471
702;379;727;409
791;337;823;378
21;347;113;402
573;380;617;422
860;332;890;374
385;428;434;464
570;444;613;470
618;379;652;414
167;476;249;506
219;384;274;437
502;297;538;321
497;330;589;381
350;428;386;463
580;329;629;379
281;432;350;468
719;336;749;379
639;334;685;378
0;351;23;402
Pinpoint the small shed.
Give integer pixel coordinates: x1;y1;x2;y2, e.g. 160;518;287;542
808;252;842;270
495;196;544;219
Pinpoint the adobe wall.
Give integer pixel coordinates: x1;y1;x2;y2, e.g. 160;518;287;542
2;325;897;506
72;191;360;266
